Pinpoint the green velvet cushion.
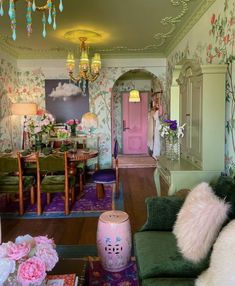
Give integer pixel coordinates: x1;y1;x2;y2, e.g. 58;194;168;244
140;196;185;231
40;175;76;193
142;278;195;286
134;231;209;280
0;175;34;192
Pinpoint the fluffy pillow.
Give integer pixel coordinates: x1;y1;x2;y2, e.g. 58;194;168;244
195;220;235;286
173;182;229;263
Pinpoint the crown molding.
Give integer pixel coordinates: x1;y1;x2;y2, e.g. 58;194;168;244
165;0;217;55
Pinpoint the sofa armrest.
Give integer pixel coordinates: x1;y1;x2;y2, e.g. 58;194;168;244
140;196;185;231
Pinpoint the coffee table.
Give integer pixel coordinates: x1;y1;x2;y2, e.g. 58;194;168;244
49;258;88;285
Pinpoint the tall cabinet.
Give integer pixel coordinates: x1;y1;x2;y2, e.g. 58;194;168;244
154;61;227;196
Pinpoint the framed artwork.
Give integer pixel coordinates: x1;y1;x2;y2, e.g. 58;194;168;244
45;79;89;123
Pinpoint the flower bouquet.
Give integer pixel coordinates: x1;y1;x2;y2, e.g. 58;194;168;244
26;113;55;137
66;119;80;136
0;234;58;286
56;128;70;140
159;119;186;160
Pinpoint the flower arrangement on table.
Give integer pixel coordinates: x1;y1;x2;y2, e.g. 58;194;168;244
56;128;70;140
159;119;186;142
66;119;83;136
26;113;55;137
159;119;186;160
0;234;58;286
66;119;80;136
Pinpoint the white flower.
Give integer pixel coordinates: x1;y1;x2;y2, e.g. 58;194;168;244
0;258;16;285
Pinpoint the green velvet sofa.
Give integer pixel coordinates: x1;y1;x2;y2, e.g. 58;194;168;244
134;195;209;286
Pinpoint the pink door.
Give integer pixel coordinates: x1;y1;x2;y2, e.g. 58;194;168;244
122;92;148;154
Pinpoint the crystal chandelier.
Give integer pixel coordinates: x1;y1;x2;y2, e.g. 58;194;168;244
66;37;101;93
0;0;63;40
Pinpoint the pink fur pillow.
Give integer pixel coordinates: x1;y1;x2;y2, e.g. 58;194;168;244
173;182;229;263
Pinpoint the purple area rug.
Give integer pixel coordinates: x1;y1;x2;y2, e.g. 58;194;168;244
88;258;139;285
0;184;123;219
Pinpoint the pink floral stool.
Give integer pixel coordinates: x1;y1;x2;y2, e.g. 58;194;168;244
97;210;132;272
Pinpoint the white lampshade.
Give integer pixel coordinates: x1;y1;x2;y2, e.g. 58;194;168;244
11;103;37;115
129;90;140;102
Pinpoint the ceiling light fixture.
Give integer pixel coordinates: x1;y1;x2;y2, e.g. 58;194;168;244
66;37;101;93
129;89;140;102
0;0;63;40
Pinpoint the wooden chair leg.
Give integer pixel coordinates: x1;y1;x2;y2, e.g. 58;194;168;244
19;195;24;216
65;191;69;215
30;186;35;205
71;187;75;204
47;193;51;205
96;183;105;199
115;181;119;198
37;187;42;215
79;173;83;193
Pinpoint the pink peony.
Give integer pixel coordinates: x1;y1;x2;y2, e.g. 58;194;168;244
35;244;58;271
6;242;31;260
34;236;54;246
17;257;46;286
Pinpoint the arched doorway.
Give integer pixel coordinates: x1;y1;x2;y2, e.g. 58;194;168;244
111;69;163;158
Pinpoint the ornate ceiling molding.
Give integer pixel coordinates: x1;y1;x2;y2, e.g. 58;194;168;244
97;0;193;54
165;0;217;55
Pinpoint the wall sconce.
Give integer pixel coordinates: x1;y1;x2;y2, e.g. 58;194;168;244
129;89;140;102
11;103;37;149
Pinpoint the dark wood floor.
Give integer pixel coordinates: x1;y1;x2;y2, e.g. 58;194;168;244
2;168;157;245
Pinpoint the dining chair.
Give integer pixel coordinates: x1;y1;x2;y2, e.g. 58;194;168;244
0;152;35;215
92;140;119;199
36;152;76;215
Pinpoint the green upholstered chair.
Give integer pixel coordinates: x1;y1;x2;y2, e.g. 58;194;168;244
0;152;35;215
36;152;76;215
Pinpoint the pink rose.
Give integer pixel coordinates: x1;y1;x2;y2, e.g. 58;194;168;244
35;244;58;271
6;242;31;260
17;257;46;286
34;236;54;246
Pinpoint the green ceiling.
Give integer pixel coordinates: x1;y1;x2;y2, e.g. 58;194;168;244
0;0;216;59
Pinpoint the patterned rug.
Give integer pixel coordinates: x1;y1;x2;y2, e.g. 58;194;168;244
0;184;124;219
88;258;139;285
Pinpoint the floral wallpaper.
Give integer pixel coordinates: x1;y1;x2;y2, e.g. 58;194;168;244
0;57;45;151
167;0;235;175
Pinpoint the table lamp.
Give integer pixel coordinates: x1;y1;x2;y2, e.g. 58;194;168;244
11;103;37;149
81;112;98;134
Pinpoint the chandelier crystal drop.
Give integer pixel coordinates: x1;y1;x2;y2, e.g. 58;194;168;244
66;37;101;93
0;0;63;40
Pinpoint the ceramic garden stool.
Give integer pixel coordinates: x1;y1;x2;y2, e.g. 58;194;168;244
97;210;132;272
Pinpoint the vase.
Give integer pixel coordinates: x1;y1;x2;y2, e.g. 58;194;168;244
35;134;43;151
70;124;77;137
165;137;180;160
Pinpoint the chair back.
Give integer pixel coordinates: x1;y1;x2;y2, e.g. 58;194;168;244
0;155;18;173
38;153;67;172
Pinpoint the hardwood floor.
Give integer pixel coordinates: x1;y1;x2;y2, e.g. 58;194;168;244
1;168;157;245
